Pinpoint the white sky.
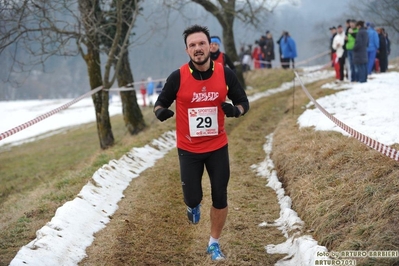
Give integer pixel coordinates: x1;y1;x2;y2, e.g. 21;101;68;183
5;66;399;265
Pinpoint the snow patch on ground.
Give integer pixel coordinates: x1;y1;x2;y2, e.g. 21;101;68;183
252;134;330;266
10;131;176;266
298;72;399;146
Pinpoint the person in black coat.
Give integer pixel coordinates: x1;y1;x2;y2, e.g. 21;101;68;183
353;21;369;83
376;28;388;73
263;31;275;68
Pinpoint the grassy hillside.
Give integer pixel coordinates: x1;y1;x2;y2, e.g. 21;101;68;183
1;65;399;265
271;64;399;266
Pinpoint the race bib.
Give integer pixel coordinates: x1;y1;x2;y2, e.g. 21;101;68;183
188;107;218;137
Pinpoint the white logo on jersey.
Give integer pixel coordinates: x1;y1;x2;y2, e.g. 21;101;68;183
191;92;219;102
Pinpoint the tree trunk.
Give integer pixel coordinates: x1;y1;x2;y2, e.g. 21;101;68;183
84;47;115;149
222;26;246;89
79;0;114;149
117;51;146;134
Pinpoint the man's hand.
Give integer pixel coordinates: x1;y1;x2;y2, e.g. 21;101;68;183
155;108;174;122
221;102;241;118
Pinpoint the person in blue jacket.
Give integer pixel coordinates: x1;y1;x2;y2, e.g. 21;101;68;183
146;77;155;106
353;21;369;83
279;31;297;69
366;22;380;74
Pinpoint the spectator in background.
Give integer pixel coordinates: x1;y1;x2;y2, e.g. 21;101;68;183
345;19;358;82
258;35;267;68
383;28;390;71
332;25;346;81
376;27;388;73
263;31;275;68
366;22;379;74
140;79;147;107
343;19;351;80
210;36;236;71
276;32;284;68
329;26;337;67
240;45;252;72
155;81;163;95
353;20;369;83
252;40;262;69
146;77;154;106
279;31;297;69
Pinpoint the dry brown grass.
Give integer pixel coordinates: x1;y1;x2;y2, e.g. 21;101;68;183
4;67;398;266
244;68;295;95
80;78;296;266
1;68;294;266
0;107;175;266
272;76;399;266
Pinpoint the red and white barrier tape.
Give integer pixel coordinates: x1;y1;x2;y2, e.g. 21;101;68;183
294;71;399;162
0;86;103;142
105;78;167;92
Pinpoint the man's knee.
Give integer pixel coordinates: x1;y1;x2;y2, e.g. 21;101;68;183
184;196;202;208
212;193;228;209
212;202;228;209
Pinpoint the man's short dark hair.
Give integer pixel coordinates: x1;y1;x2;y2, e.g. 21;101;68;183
183;25;211;47
356;20;365;27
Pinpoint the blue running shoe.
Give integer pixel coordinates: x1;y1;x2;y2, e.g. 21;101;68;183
187;204;200;224
207;243;225;261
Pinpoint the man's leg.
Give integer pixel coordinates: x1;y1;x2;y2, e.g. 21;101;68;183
210;206;228;239
178;148;205;223
348;51;355;81
339;56;345;81
332;53;340;79
359;64;368;83
367;50;376;74
205;145;230;260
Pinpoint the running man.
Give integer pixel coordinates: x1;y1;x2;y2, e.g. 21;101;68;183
153;24;249;261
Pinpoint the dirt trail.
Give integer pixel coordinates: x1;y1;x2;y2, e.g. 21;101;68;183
80;92;293;266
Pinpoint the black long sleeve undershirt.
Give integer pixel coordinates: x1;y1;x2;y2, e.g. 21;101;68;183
154;60;249;115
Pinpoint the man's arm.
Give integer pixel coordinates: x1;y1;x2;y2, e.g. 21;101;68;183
224;67;249;116
153;69;180;121
153;70;180;111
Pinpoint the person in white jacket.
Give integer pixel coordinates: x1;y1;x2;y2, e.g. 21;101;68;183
332;25;346;81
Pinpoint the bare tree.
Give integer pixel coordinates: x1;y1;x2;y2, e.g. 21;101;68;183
77;0;114;149
162;0;294;88
101;0;146;135
353;0;399;34
0;0;145;149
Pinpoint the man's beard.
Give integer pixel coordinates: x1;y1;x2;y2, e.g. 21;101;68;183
190;52;210;66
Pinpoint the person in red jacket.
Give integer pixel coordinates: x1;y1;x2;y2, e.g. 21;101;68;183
153;24;249;261
209;35;236;71
139;79;147;107
252;40;262;69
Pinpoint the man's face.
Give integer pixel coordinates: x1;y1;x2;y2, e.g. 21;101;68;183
330;29;336;35
337;27;343;34
350;22;356;29
185;32;211;66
